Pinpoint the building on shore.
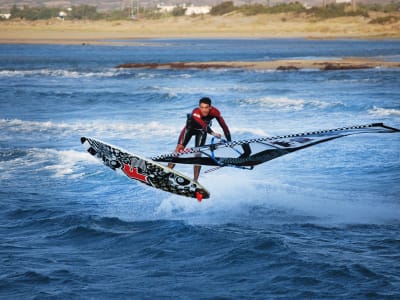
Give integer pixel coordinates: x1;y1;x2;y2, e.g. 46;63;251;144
157;4;211;15
0;13;11;19
184;5;211;15
58;11;67;20
156;4;176;13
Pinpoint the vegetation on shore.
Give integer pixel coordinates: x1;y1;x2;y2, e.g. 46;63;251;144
4;2;400;21
210;1;400;21
1;2;400;42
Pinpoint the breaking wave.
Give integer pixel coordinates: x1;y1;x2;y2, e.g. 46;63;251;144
0;118;266;141
0;148;96;180
0;118;179;140
0;68;125;78
240;97;340;111
0;68;196;80
368;106;400;117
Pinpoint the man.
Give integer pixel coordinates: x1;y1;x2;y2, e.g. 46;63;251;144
168;97;231;182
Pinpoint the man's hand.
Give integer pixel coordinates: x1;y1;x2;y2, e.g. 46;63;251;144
211;131;222;139
175;144;185;152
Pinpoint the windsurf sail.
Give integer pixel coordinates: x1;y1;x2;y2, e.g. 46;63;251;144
152;123;399;168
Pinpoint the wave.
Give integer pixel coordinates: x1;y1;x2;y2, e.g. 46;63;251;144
230;126;268;136
240;97;340;112
0;68;197;80
0;147;96;180
0;68;124;78
120;70;195;80
155;169;400;226
0;118;180;139
368;106;400;117
56;225;121;240
9;271;51;284
42;149;97;178
0;68;171;79
147;83;242;95
0;118;266;142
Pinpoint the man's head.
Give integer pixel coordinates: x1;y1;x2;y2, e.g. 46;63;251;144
199;97;212;117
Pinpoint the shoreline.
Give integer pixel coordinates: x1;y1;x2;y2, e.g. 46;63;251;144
1;34;399;46
1;15;400;45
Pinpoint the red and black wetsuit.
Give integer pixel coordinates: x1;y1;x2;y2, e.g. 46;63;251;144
178;106;231;147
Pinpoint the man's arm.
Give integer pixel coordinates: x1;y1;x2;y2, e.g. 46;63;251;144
212;108;231;142
216;115;232;142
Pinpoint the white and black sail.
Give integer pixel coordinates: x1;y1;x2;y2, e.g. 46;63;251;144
152;123;399;168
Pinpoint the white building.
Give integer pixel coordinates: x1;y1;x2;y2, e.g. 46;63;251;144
157;4;211;15
157;4;177;13
57;11;67;20
185;5;211;15
0;13;11;19
336;0;351;3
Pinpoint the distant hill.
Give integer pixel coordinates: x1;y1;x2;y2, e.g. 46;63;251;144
0;1;124;11
1;0;398;11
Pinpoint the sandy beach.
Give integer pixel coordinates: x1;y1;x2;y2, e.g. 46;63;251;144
1;13;400;45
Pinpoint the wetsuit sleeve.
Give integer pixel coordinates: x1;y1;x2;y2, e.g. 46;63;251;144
217;116;232;141
212;108;232;142
177;126;186;145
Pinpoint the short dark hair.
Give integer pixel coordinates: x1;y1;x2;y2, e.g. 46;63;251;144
199;97;212;106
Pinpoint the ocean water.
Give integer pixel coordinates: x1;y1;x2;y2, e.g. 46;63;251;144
0;39;399;299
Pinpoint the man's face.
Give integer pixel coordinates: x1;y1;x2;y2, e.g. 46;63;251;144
199;103;211;117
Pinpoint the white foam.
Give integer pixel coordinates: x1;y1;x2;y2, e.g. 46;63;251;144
0;148;97;180
368;106;400;117
0;68;124;78
0;118;273;141
1;118;74;133
0;118;179;139
155;170;271;224
230;126;268;136
154;168;400;225
241;96;333;111
0;69;194;80
42;149;97;178
150;85;226;95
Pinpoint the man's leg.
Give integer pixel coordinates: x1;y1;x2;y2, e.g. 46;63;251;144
168;128;192;169
167;144;185;169
193;130;207;181
193;165;201;182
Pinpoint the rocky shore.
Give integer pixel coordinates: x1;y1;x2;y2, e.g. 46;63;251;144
116;58;400;71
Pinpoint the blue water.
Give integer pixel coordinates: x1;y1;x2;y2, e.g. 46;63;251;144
1;39;400;299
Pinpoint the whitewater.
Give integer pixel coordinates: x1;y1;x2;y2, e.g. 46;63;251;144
0;39;399;298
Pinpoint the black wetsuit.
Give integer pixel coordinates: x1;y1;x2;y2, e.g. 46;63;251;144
178;106;231;147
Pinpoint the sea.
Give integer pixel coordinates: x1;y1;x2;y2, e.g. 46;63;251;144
0;39;399;299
